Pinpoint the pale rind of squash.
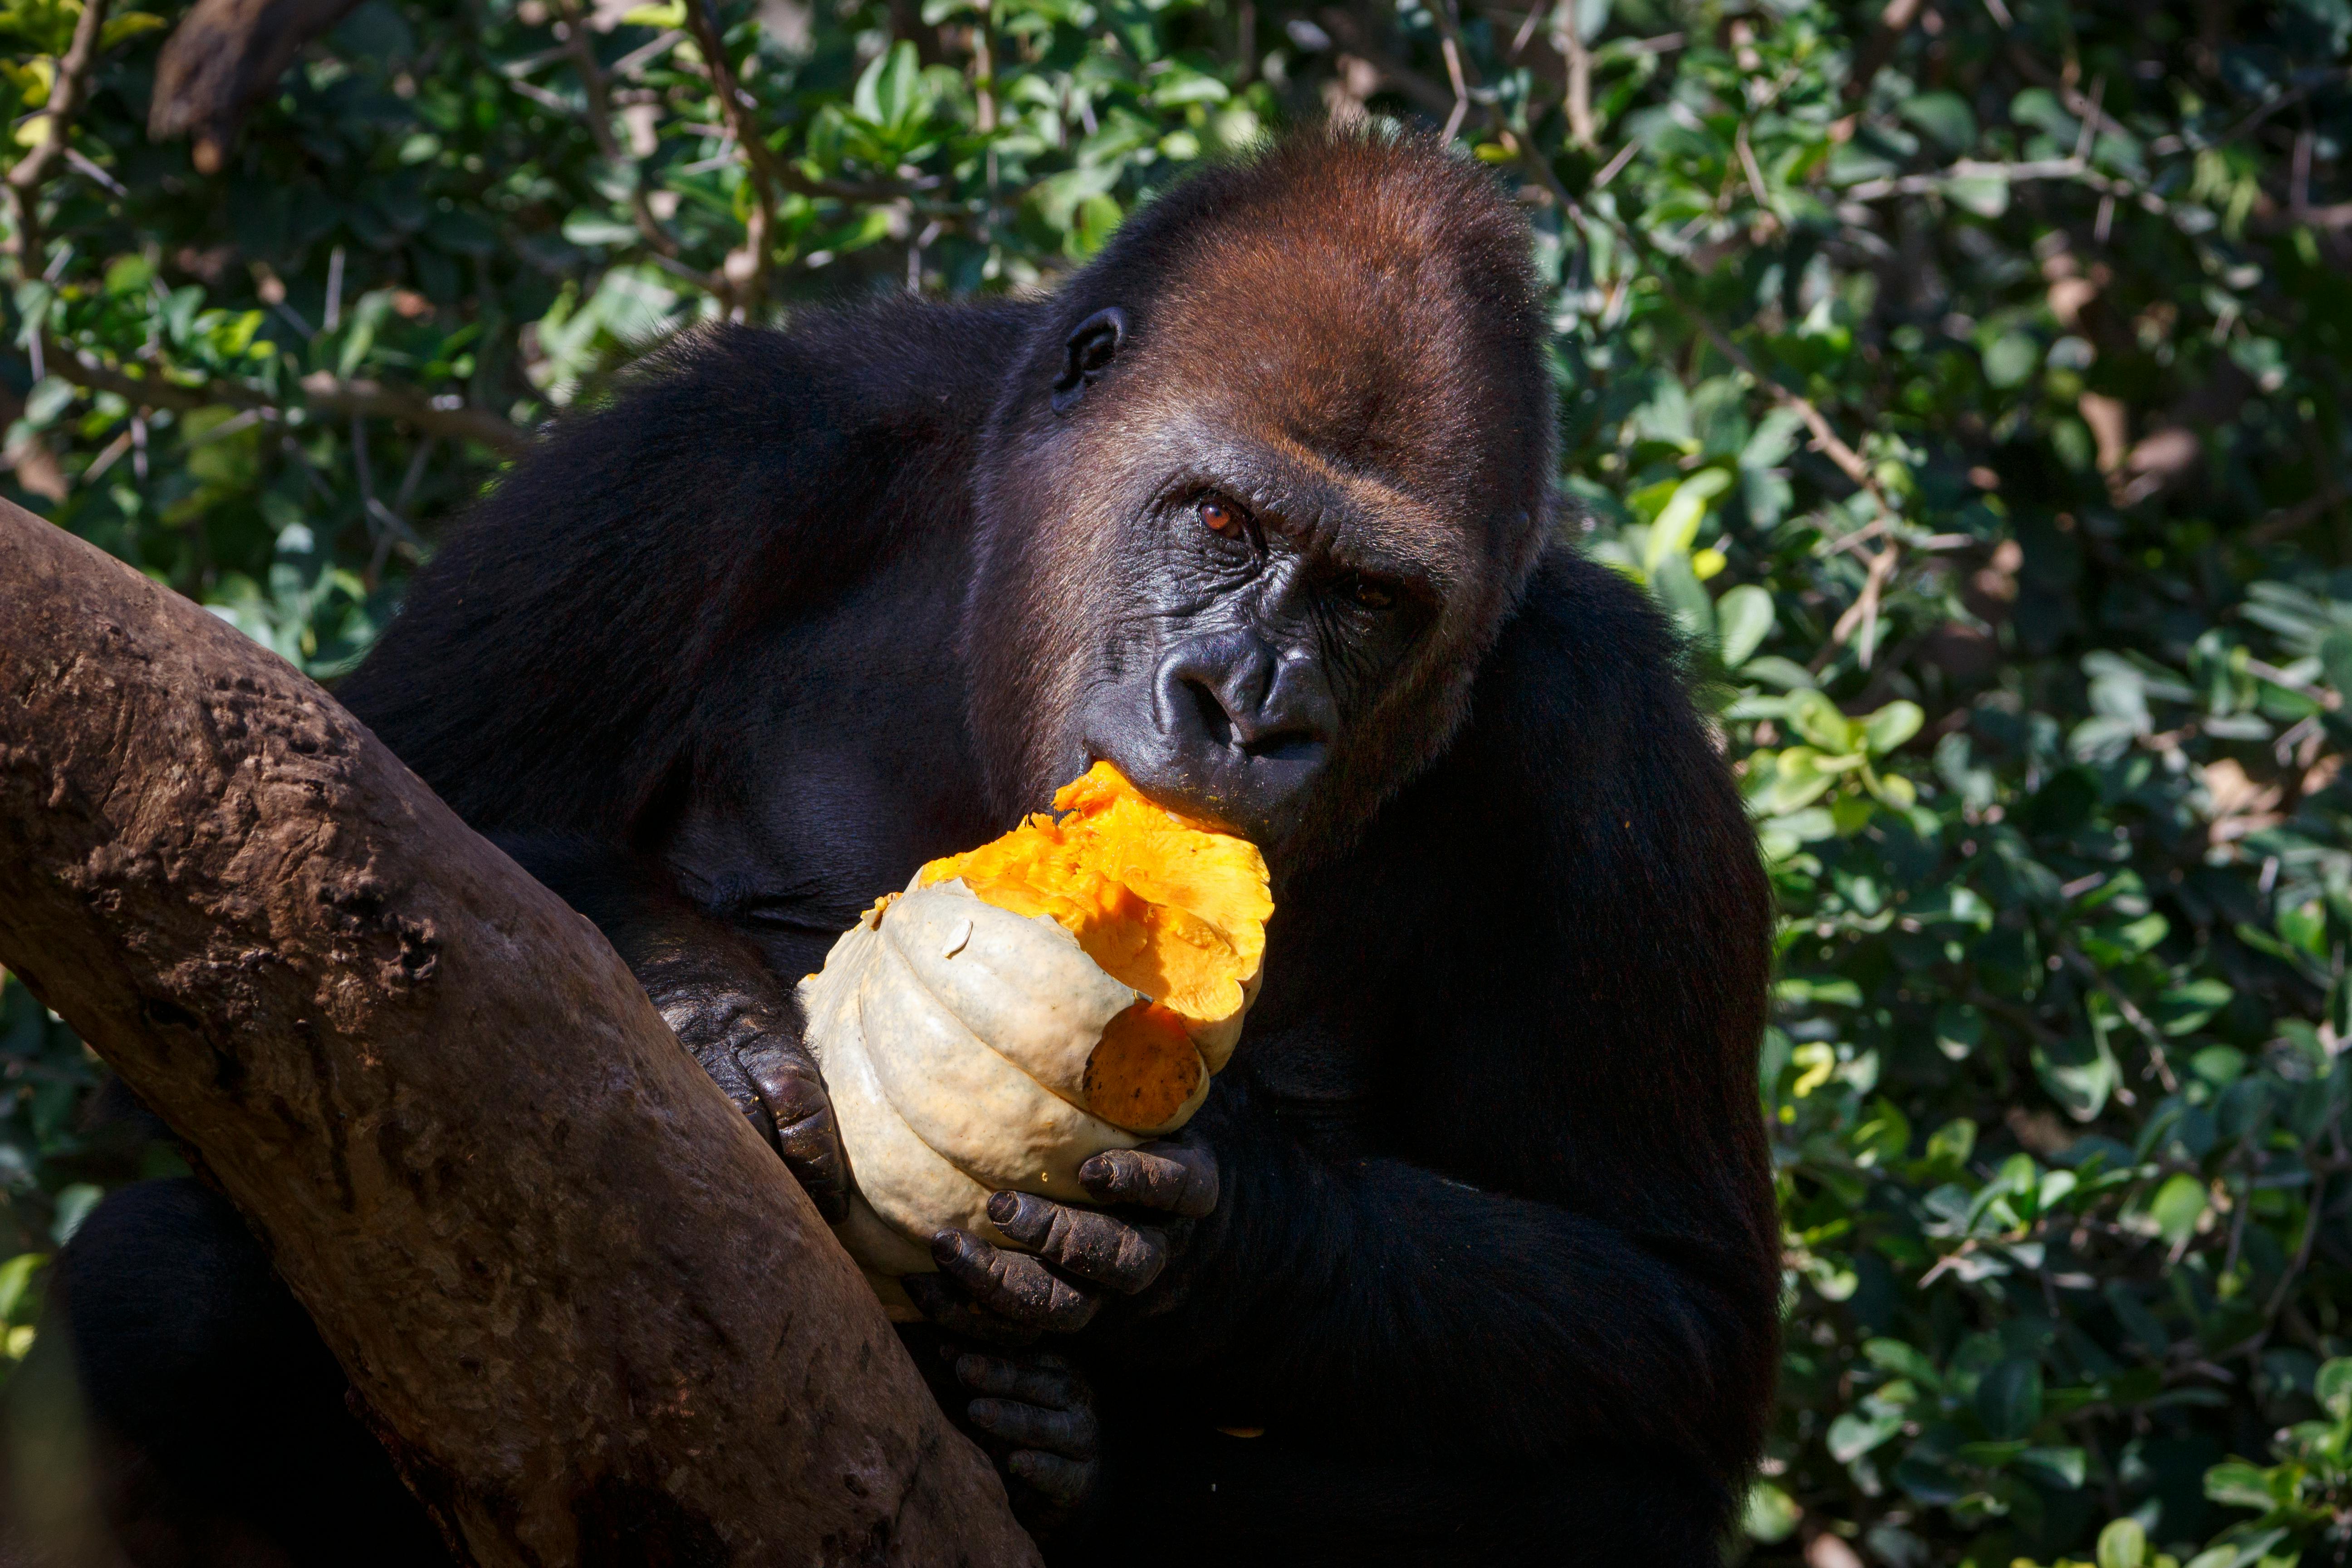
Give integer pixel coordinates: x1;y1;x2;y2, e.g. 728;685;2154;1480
798;872;1213;1299
862;932;1137;1200
800;916;996;1240
877;879;1212;1136
878;878;1139;1105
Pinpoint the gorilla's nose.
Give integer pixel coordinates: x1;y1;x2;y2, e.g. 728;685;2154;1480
1155;631;1336;763
1081;630;1336;843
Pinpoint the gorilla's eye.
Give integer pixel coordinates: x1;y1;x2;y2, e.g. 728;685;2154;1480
1343;574;1396;611
1196;496;1247;540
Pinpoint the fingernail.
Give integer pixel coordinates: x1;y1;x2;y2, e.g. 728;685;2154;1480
986;1189;1020;1224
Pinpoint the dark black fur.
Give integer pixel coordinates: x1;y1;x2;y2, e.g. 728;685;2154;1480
44;134;1777;1566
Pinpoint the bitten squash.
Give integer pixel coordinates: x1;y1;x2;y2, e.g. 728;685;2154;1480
797;763;1271;1314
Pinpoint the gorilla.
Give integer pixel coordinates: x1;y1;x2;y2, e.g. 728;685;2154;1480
44;132;1779;1565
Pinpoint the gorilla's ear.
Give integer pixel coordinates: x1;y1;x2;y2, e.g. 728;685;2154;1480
1050;306;1128;415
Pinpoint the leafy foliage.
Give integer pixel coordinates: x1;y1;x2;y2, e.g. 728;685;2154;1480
5;0;2352;1562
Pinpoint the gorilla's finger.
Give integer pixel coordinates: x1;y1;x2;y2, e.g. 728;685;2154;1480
986;1191;1167;1293
1005;1450;1099;1508
900;1271;1042;1346
737;1038;828;1123
931;1229;1100;1332
969;1397;1100;1458
1076;1133;1218;1217
737;1041;850;1224
771;1107;851;1225
952;1351;1080;1410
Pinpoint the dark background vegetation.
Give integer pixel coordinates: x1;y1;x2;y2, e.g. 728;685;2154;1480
4;0;2352;1563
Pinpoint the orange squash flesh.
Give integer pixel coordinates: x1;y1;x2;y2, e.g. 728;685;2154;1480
919;762;1271;1124
1083;1001;1203;1128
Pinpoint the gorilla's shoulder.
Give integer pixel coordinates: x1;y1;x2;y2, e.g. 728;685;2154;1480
1424;544;1738;876
551;299;1038;458
1480;541;1688;713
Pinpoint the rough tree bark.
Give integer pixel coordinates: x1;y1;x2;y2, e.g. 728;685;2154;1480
0;501;1041;1568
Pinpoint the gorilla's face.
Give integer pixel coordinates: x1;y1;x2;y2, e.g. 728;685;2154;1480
963;150;1553;870
1069;417;1464;850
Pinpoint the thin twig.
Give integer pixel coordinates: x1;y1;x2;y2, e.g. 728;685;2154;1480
1554;0;1593;148
2059;941;2181;1093
1437;19;1471;142
4;0;111;263
684;0;777;316
1829;546;1900;666
554;0;707;279
2264;1170;2328;1318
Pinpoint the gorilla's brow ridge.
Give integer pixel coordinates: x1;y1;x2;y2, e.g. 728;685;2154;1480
1239;431;1476;593
1142;411;1476;594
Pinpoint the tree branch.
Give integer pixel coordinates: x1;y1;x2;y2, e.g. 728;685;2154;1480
0;502;1039;1567
41;333;531;456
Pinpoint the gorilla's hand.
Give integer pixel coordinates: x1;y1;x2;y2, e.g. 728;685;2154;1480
732;1034;851;1225
907;1132;1219;1336
948;1348;1102;1539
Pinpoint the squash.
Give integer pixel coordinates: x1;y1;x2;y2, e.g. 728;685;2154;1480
797;763;1271;1314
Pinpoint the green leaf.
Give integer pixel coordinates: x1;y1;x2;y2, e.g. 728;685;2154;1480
1788;689;1862;754
103;252;155;296
1945;173;2010;217
1933;1006;1984;1063
0;1253;44;1323
2315;1357;2352;1421
853;41;926;133
2277;898;2326;956
2155;978;2233;1035
1863;1337;1943;1388
1922;1117;1976;1173
1862;700;1924;755
2318;629;2352;704
1900;92;1978;151
1975;1358;2043;1440
2018;1445;2086;1488
1984;330;2039;388
1742;1481;1800;1544
2096;1517;2147;1568
98;10;167;48
2148;1172;2209;1248
1829;1405;1903;1462
1716;583;1774;667
49;1182;101;1246
2033;1032;2118;1122
2189;1046;2246;1087
1754;747;1837;813
2202;1460;2277;1510
1643;468;1733;570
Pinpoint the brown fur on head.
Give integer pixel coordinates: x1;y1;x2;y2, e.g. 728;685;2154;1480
963;128;1557;869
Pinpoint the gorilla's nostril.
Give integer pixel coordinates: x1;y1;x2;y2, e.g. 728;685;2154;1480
1186;681;1236;749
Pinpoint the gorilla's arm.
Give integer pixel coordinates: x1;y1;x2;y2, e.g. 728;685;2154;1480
1115;1086;1773;1471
